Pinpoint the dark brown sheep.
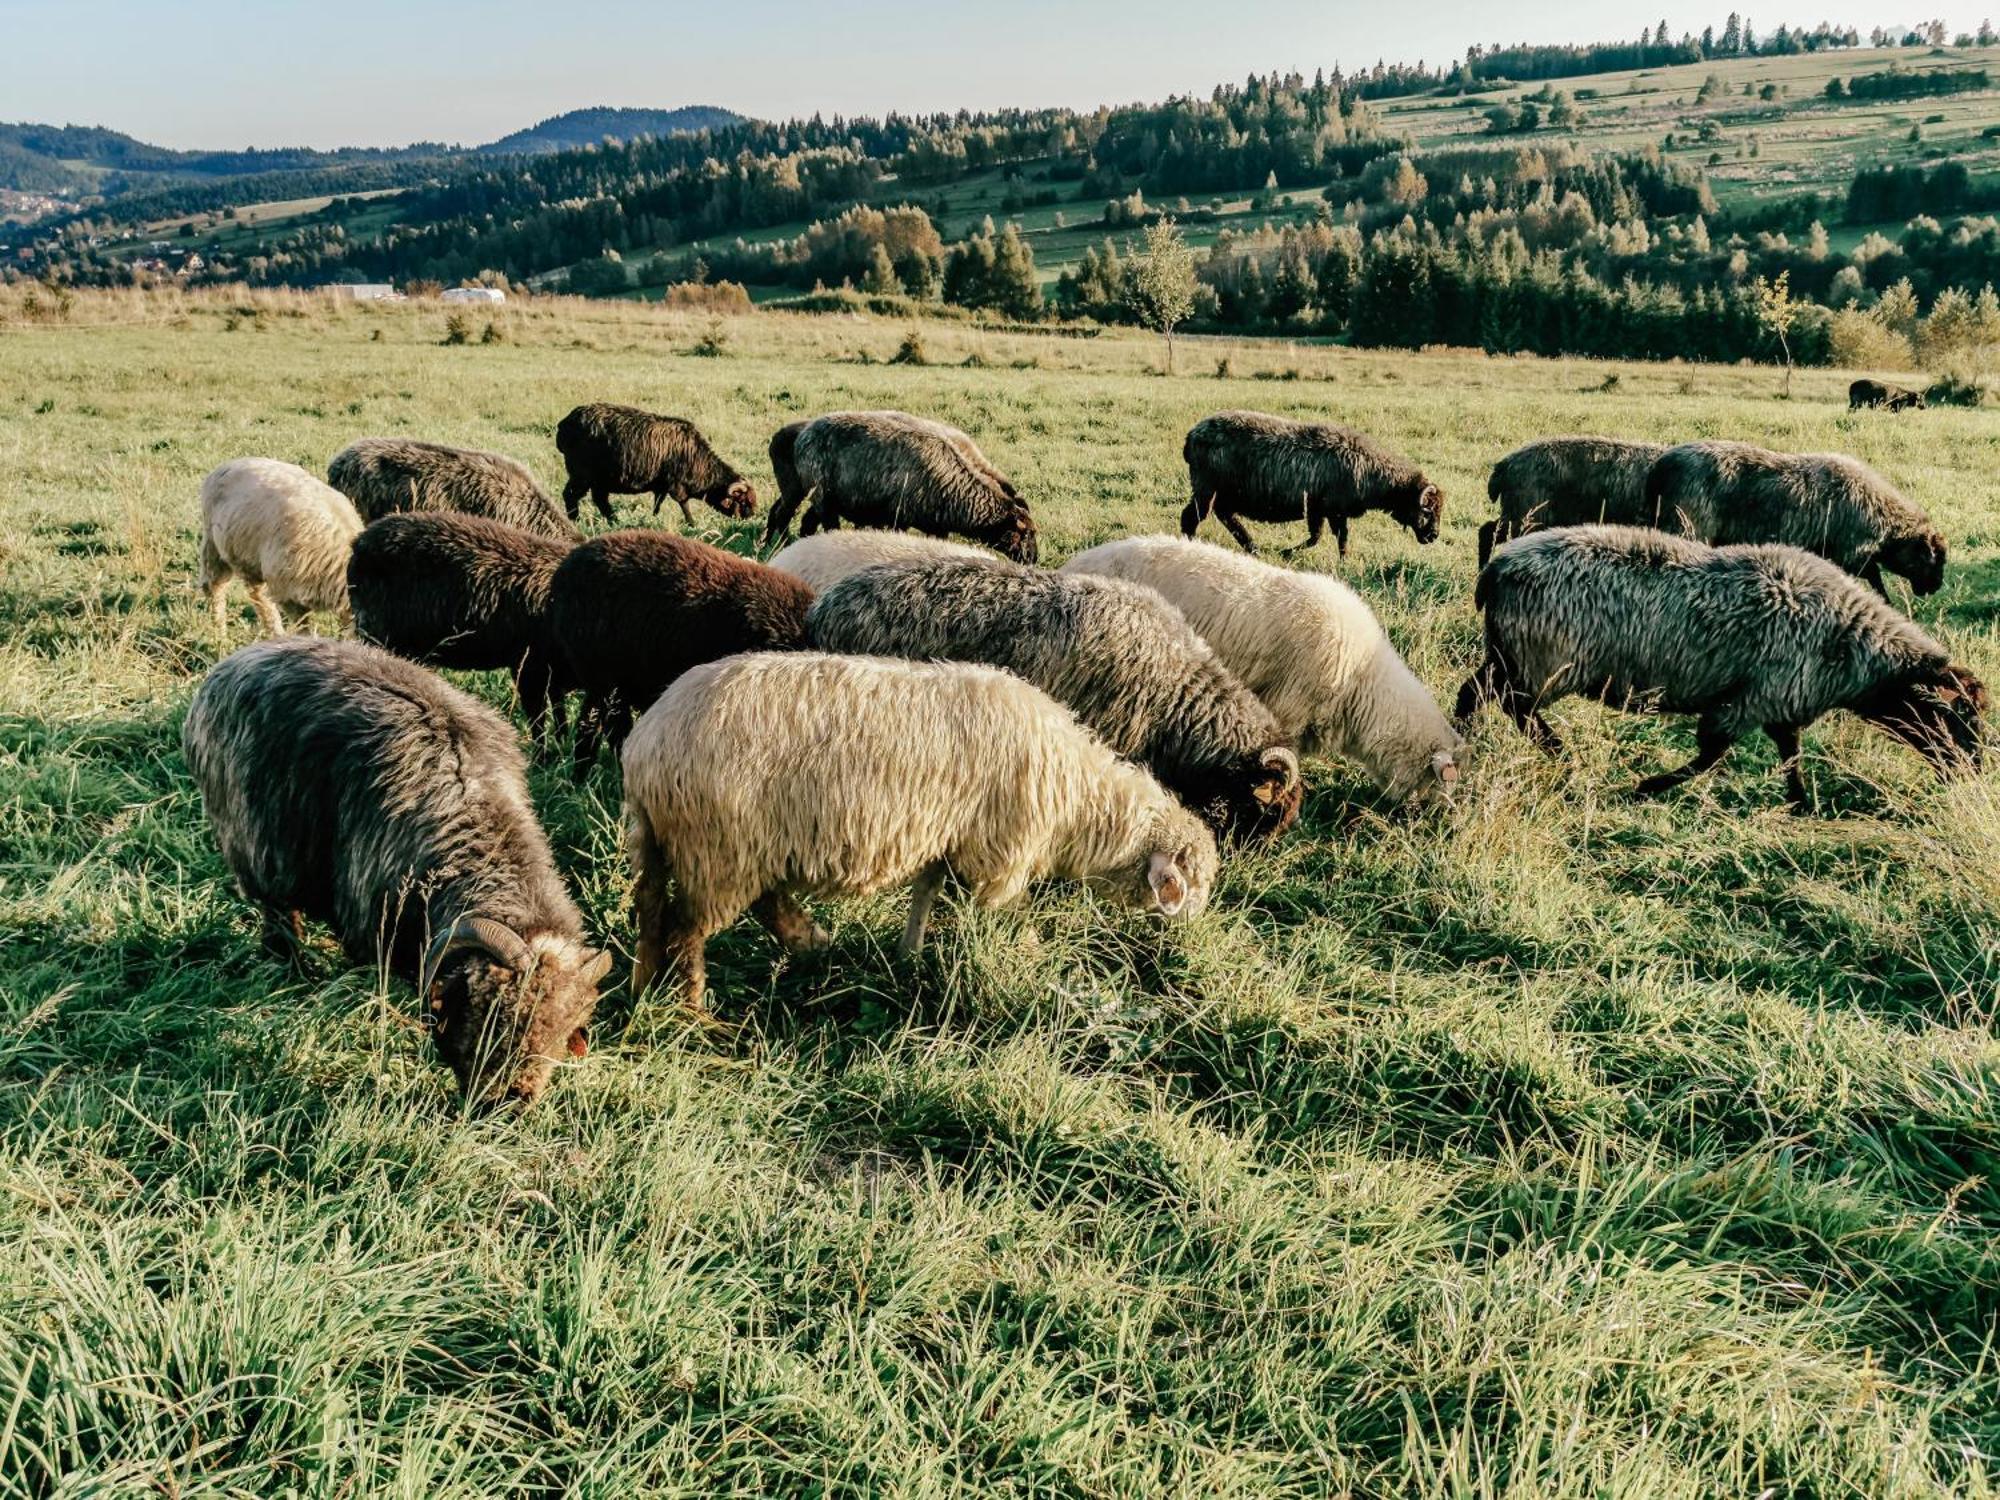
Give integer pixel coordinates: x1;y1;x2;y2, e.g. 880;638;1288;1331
182;637;609;1107
346;512;575;748
547;531;816;776
1849;378;1926;412
1182;410;1443;556
555;402;756;526
328;437;580;542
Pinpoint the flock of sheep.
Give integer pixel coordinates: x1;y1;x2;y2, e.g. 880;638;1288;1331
182;400;1989;1107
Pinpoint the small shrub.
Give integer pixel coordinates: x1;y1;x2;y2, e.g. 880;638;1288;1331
662;280;753;315
962;350;990;368
33;398;54;414
686;319;730;357
369;328;384;342
890;328;929;366
479;320;504;345
441;313;471;346
1926;367;1988;406
1596;372;1622;393
1215;355;1234;379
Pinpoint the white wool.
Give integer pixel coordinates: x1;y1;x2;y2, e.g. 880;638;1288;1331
198;458;363;635
767;530;999;592
1063;534;1463;801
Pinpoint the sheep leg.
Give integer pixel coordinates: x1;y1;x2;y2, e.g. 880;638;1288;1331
897;861;950;959
1179;493;1215;538
561;477;587;521
1456;646;1563;753
753;891;830;953
590;488;617;525
674;496;696;526
1332;515;1350;558
517;660;549;750
206;578;231;635
1633;718;1735;798
261;906;307;967
630;823;710;1007
1765;723;1810;811
246;583;285;637
1859;559;1890;598
1477;520;1501;568
1216;509;1257;553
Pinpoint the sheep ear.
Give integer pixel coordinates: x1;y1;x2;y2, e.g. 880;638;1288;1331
1148;850;1189;916
1432;749;1460;785
580;948;613;985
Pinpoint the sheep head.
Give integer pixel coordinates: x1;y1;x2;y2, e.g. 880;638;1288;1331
1193;746;1302;842
992;507;1040;564
711;478;758;518
1396;481;1445;544
1878;529;1947;595
1853;662;1987;776
423;917;610;1108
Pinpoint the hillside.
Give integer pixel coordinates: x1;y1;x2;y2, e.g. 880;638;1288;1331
478;105;742;155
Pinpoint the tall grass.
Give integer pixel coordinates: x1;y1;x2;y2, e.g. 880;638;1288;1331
0;291;1995;1495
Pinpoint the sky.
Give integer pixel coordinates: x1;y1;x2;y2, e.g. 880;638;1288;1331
1;2;1982;149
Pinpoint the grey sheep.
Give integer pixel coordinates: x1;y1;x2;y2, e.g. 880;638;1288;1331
1645;440;1947;595
555;402;756;526
1182;409;1443;556
1456;526;1987;808
759;410;1039;562
1479;435;1668;566
182;637;610;1106
328;437;580;542
1849;378;1925;412
346;512;575;749
807;558;1302;839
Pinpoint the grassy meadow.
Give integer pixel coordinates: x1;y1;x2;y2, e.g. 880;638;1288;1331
1;288;1998;1496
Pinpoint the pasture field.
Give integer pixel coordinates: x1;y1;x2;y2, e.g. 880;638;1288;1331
1;288;1998;1496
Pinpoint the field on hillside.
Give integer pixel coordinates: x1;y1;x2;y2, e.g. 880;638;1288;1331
1;289;1998;1496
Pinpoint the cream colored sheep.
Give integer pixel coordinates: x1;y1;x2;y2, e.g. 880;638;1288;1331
622;652;1219;1007
198;458;363;636
766;530;999;592
1063;534;1464;802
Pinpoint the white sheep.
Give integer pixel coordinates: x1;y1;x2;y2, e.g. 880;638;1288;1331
622;651;1219;1007
1062;534;1464;802
198;458;363;636
766;529;1000;592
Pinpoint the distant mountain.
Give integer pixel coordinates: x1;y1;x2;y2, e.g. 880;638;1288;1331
0;121;453;197
477;106;743;155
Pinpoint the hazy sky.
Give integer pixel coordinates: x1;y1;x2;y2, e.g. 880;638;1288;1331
2;2;1977;148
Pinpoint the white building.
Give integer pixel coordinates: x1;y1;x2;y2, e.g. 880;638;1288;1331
327;283;399;301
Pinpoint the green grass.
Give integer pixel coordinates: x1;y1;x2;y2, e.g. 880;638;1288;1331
1;287;1997;1495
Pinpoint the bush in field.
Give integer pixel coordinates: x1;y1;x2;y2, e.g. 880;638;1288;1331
662;280;754;315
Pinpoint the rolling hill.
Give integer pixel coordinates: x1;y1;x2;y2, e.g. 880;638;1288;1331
476;105;742;155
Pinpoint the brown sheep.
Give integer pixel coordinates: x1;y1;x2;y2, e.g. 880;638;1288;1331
555;402;756;526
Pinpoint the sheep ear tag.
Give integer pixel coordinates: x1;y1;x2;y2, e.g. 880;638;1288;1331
1148;851;1189;916
1252;781;1279;804
567;1028;589;1059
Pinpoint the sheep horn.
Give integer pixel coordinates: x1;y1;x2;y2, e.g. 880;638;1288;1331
1261;746;1301;790
422;914;532;994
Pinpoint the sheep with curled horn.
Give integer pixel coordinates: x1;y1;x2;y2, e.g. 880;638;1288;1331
328;437;579;542
555;402;756;526
1182;410;1443;557
806;556;1302;841
1457;526;1986;809
182;637;609;1107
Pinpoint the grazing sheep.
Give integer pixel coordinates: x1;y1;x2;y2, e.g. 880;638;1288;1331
346;512;575;747
623;652;1220;1006
328;437;579;542
1182;410;1443;556
768;529;999;592
548;530;815;776
1062;535;1464;803
1456;526;1986;807
1479;436;1668;566
555;402;756;526
183;637;610;1105
198;458;363;636
760;410;1039;562
1645;440;1947;595
1849;378;1925;412
807;558;1302;839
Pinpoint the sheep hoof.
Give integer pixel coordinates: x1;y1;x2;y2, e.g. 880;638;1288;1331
1631;774;1681;799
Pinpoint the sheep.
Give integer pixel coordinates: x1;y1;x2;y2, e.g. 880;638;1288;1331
1455;525;1986;808
555;402;756;526
182;637;610;1105
807;558;1303;839
767;529;999;592
1645;440;1947;595
197;458;363;637
547;530;815;776
328;437;580;542
1478;436;1668;566
1182;410;1443;557
1849;378;1925;412
622;652;1220;1007
1061;535;1464;803
346;512;575;747
759;410;1039;562
766;418;809;537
